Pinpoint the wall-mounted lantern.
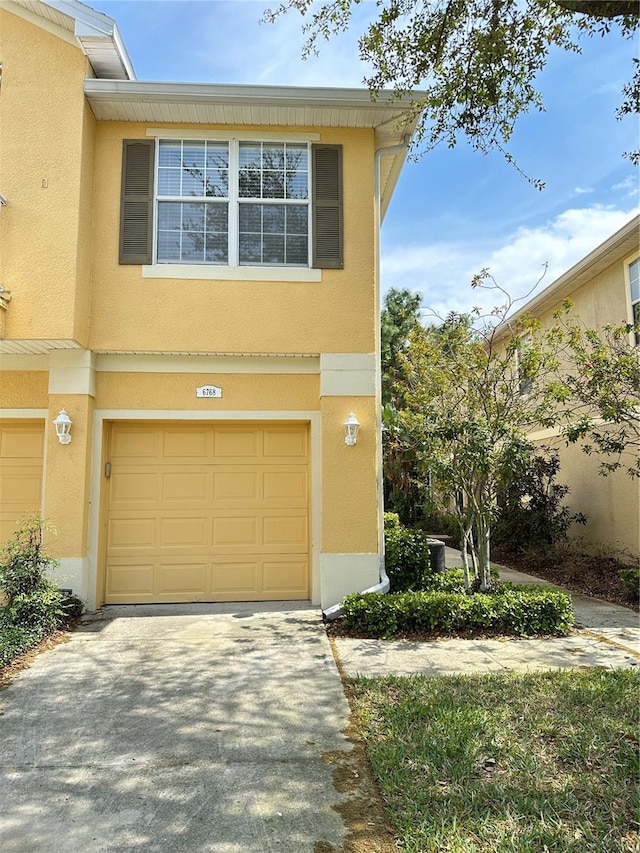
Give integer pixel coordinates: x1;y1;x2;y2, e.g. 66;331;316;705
53;410;73;445
343;412;360;446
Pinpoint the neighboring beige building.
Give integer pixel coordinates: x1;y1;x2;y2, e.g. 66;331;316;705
511;216;640;555
0;0;419;610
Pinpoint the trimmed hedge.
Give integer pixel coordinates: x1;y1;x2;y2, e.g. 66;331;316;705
341;587;574;638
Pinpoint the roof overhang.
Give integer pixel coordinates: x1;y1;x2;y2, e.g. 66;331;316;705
84;80;421;217
496;213;640;337
8;0;135;80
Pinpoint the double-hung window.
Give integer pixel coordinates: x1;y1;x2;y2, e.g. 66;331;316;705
119;137;342;270
629;257;639;345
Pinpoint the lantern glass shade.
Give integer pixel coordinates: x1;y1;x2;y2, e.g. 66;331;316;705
343;412;360;446
53;410;72;444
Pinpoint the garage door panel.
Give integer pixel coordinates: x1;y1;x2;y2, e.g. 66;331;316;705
0;429;44;459
263;470;308;502
213;429;259;459
162;428;210;459
110;472;158;504
0;471;42;505
262;559;308;594
106;562;155;598
212;470;258;502
105;422;309;603
108;517;156;549
111;429;159;459
161;470;209;502
263;514;307;548
158;562;207;596
263;428;307;458
212;559;259;594
160;516;209;548
212;516;258;547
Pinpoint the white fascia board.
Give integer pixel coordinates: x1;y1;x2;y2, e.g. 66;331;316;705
43;0;135;79
83;79;416;118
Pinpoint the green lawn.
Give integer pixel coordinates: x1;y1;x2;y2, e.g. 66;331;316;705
351;669;640;853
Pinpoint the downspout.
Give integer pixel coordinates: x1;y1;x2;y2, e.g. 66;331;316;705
322;133;412;623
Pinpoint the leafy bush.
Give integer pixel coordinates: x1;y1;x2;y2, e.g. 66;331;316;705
384;514;431;592
0;517;84;669
494;448;586;554
0;516;59;601
341;587;574;638
618;565;640;602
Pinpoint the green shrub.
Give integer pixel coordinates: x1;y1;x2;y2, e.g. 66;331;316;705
384;514;431;591
342;587;574;638
618;565;640;602
0;622;42;668
3;585;64;636
0;516;59;601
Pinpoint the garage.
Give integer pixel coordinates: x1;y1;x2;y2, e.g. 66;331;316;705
0;420;44;544
104;422;309;603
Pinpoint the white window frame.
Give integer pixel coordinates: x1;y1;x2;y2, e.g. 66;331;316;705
628;256;640;346
152;132;313;270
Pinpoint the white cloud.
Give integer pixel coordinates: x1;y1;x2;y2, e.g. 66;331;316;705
573;186;593;196
612;175;640;197
381;204;640;320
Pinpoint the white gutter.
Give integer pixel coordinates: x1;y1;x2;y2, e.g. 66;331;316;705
322;134;412;623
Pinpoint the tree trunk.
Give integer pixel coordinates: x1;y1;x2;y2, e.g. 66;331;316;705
475;512;492;592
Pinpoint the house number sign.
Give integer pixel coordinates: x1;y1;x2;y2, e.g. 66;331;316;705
196;385;223;398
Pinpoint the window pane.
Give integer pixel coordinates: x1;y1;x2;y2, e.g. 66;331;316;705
182;141;205;170
239;144;261;168
182;170;205;197
286;235;308;265
263;235;285;264
286;205;308;234
158;168;181;196
158;141;181;167
206;204;228;233
239;233;262;264
206;144;229;170
239;165;261;199
263;205;285;233
206;168;228;198
157;231;181;262
239;204;262;232
205;235;228;264
182;203;205;231
158;202;182;230
182;233;205;261
286;170;308;200
630;259;640;303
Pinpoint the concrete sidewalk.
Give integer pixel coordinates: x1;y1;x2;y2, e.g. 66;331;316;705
0;603;352;853
333;548;640;679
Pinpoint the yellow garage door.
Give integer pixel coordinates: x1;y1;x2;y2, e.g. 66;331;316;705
0;420;44;544
105;422;309;603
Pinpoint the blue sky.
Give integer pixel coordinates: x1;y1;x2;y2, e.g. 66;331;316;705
91;0;639;317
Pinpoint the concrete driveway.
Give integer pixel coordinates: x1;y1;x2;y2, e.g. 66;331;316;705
0;603;353;853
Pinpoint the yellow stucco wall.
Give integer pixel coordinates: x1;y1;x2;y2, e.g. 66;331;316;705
95;371;320;410
88;123;376;354
321;395;379;553
0;8;94;343
530;253;639;555
0;371;49;408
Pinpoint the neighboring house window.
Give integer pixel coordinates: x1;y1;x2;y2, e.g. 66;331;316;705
517;333;533;395
119;139;343;269
630;258;640;345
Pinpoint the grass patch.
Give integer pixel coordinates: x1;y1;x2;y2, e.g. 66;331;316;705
351;669;640;853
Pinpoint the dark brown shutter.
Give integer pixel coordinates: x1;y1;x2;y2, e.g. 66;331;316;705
312;144;343;269
119;139;154;265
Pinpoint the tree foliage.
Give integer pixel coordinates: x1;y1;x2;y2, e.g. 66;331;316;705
553;309;640;477
265;0;639;176
391;290;562;592
381;288;424;521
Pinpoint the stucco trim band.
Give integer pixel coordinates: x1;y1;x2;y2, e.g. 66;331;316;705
48;350;96;396
320;353;377;396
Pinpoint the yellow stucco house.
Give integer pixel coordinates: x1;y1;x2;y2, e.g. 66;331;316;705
0;0;419;611
514;215;639;555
